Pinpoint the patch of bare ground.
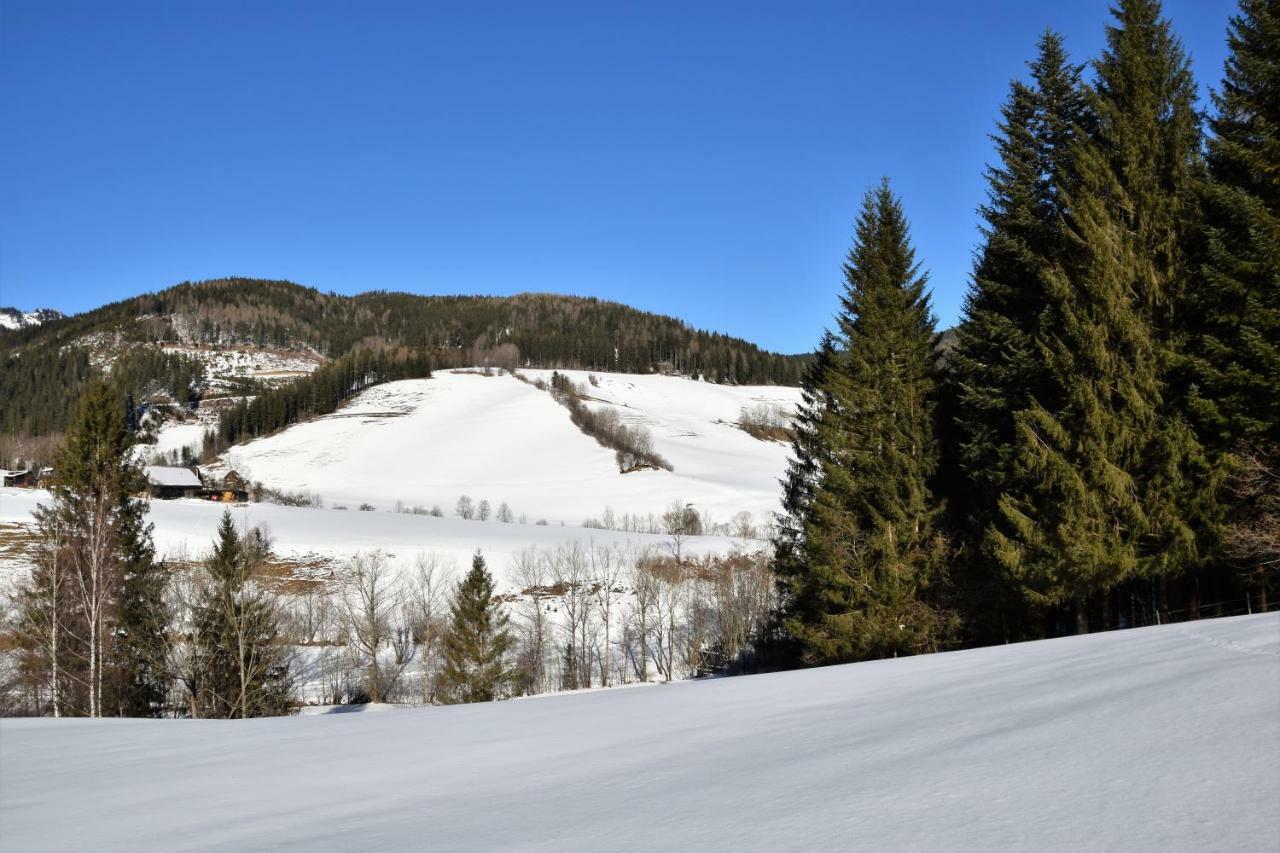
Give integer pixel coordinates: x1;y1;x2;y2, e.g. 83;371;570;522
256;553;339;595
737;422;794;443
0;522;40;574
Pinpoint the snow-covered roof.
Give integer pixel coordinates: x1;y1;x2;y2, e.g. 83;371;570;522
144;466;202;488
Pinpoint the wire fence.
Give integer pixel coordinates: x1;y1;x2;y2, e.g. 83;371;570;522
1088;594;1278;635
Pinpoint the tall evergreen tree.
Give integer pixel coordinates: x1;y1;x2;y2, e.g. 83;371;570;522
991;0;1205;628
775;180;952;665
111;510;169;717
775;333;839;576
947;32;1089;639
1189;0;1280;607
192;511;291;718
25;382;159;716
441;551;514;703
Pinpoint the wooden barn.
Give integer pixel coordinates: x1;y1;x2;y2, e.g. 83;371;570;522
1;469;33;488
144;466;203;499
205;470;251;503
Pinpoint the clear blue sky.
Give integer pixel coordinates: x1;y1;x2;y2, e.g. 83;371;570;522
0;0;1235;353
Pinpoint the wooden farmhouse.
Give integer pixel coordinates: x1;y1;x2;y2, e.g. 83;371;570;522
144;465;203;499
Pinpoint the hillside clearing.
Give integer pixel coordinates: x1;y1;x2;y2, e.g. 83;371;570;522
212;370;800;526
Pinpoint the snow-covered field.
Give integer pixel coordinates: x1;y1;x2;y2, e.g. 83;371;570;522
144;421;208;460
3;613;1276;852
0;487;752;588
216;369;800;526
3;369;793;585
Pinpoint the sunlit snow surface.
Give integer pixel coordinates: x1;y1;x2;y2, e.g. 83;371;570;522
217;369;801;525
2;613;1277;852
0;487;752;588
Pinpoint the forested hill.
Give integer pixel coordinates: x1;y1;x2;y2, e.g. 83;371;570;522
0;278;809;435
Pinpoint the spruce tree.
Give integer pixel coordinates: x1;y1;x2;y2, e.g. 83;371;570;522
947;32;1089;639
991;0;1205;628
775;180;952;665
112;510;169;717
775;333;839;578
441;551;514;703
1189;0;1280;606
28;382;159;716
192;511;291;718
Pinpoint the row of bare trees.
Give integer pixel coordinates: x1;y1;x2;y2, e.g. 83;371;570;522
583;504;764;540
274;539;776;708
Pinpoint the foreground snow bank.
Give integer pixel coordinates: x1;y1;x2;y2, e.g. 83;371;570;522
3;614;1276;852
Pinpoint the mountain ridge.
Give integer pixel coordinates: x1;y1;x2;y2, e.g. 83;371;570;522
0;278;811;437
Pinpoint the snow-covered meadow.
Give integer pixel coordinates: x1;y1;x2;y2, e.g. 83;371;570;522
0;487;751;589
2;613;1276;852
3;369;797;587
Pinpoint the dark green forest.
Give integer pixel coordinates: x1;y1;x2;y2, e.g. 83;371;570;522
775;0;1278;662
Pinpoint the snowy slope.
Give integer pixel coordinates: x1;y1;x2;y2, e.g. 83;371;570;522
0;307;62;330
3;613;1276;852
217;370;800;526
0;488;751;588
159;344;323;390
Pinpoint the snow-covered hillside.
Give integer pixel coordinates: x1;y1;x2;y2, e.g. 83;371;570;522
216;369;800;526
0;307;62;330
3;613;1276;852
160;343;323;390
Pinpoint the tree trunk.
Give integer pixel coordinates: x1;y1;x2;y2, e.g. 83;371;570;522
422;645;432;705
639;612;649;682
50;586;61;719
1187;568;1198;622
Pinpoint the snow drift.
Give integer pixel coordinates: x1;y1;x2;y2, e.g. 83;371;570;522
2;613;1276;852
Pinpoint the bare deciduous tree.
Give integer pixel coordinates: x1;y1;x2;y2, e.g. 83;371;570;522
409;552;454;704
1227;445;1279;611
590;544;625;687
626;550;660;682
512;549;552;695
550;542;596;689
337;551;404;703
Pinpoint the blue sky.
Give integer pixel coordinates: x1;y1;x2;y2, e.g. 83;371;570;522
1;0;1235;353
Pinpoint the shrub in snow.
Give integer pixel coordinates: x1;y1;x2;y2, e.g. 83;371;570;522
738;403;792;442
